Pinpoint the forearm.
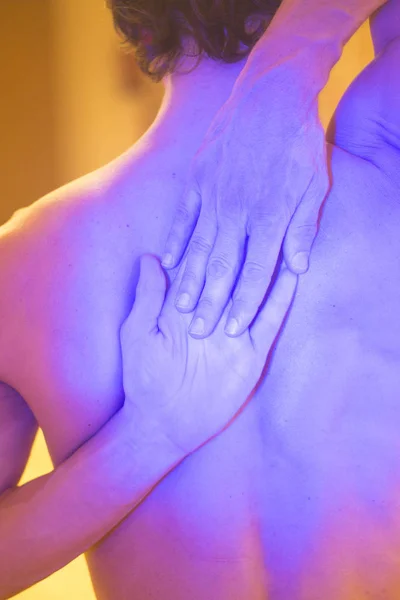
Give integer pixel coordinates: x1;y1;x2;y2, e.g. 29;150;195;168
249;0;388;92
0;405;185;599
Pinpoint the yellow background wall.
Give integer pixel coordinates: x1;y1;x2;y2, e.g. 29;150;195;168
0;2;374;598
0;1;56;225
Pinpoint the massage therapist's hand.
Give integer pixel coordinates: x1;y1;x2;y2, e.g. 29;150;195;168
161;54;330;339
121;254;297;456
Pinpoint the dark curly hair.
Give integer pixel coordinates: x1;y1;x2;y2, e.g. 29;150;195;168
108;1;283;82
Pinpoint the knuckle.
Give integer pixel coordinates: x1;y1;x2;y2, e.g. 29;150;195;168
182;268;198;284
206;256;232;280
248;210;284;235
198;296;214;311
219;209;239;227
232;295;260;310
190;235;213;256
175;203;191;224
221;213;247;233
220;196;246;220
295;221;318;238
241;260;268;284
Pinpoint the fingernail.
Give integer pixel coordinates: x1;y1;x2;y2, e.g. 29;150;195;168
176;293;191;309
161;253;173;268
225;318;239;336
190;317;205;336
292;252;309;273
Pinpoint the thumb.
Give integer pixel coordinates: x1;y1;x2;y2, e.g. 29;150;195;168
124;254;167;335
250;265;298;357
283;173;329;274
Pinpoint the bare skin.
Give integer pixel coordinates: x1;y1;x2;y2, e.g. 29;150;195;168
0;2;400;599
163;0;388;338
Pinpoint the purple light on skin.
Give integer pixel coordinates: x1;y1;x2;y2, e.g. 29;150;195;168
12;5;400;598
84;36;400;599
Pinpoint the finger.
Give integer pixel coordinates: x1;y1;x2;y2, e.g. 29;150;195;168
156;255;193;340
174;209;218;314
250;266;298;356
187;226;246;339
284;172;329;273
225;217;288;337
161;188;201;269
159;254;190;316
122;254;167;336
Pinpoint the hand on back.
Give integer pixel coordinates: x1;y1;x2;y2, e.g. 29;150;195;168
161;56;329;339
121;254;297;455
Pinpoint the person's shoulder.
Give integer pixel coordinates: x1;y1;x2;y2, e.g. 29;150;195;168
3;167;105;243
1;157;129;273
325;29;400;275
0;179;91;300
327;33;400;190
0;170;113;373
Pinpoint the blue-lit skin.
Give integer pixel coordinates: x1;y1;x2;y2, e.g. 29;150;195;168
0;3;399;600
162;0;388;340
121;254;297;457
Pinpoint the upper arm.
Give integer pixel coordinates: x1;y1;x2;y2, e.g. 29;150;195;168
0;382;37;497
0;224;38;495
327;1;400;183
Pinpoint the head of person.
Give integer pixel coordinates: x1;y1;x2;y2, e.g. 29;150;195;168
108;1;283;83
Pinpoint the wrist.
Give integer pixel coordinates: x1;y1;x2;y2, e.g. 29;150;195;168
122;402;187;471
246;32;341;97
247;0;387;94
266;0;387;45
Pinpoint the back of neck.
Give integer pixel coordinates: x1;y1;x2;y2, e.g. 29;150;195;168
144;54;249;152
